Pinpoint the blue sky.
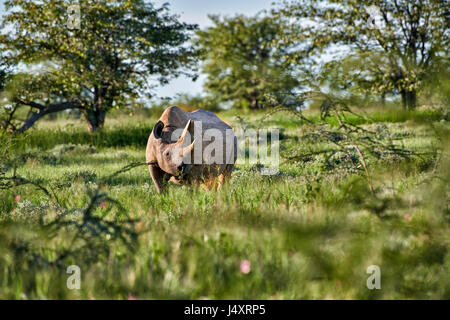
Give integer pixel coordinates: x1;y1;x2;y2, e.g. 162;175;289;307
154;0;275;99
0;0;276;99
156;0;274;28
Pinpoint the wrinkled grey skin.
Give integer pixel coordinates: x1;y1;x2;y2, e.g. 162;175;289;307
146;106;237;193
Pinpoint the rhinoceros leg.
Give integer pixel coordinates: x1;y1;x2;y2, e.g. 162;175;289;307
199;164;234;191
169;176;183;185
149;164;170;194
218;164;233;188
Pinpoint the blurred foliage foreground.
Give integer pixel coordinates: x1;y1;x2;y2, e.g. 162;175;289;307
0;104;449;299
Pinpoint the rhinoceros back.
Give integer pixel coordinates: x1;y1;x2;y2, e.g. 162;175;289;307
188;109;237;165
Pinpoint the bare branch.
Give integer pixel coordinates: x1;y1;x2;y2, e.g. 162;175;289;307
14;100;83;133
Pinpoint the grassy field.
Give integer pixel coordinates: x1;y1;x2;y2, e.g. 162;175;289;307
0;106;449;299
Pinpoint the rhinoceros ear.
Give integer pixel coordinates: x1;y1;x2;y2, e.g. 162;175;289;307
152;121;164;139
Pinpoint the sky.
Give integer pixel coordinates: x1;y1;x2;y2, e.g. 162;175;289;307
0;0;277;100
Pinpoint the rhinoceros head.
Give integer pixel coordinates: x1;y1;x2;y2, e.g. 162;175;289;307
152;119;195;175
146;115;196;193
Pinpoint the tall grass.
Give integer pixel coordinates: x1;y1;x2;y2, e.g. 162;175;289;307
20;122;152;151
0;107;449;299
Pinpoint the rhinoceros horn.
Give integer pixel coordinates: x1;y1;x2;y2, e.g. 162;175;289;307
178;119;196;156
182;139;195;157
178;120;193;143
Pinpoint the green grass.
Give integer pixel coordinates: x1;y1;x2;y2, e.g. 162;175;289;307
0;107;449;299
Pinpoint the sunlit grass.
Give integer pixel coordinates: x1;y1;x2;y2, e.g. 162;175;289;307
0;108;449;299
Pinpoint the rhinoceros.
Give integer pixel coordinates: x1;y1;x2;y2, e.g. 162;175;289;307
146;106;237;193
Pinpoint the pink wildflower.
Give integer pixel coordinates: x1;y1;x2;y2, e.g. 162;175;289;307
240;260;251;274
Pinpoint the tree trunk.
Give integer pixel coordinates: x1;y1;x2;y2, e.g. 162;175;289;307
401;89;417;110
82;107;106;132
405;90;416;110
250;99;259;109
380;92;386;106
401;90;407;110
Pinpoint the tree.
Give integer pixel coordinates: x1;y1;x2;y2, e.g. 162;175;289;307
273;0;449;110
196;14;300;110
0;67;8;92
319;52;396;106
171;93;222;112
0;0;197;132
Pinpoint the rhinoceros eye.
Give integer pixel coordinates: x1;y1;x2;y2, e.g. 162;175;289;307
165;151;170;158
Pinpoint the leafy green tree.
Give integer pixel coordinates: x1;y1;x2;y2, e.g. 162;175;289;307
0;0;197;132
319;52;394;106
171;93;222;112
196;14;300;110
273;0;449;110
0;67;8;92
